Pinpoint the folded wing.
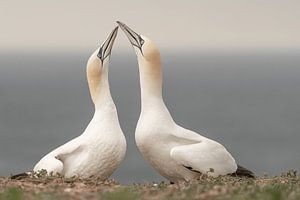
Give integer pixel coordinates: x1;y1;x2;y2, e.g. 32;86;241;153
33;139;83;175
170;141;237;176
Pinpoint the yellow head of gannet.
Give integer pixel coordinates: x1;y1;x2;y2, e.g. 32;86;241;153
117;21;160;65
87;26;118;107
117;21;163;102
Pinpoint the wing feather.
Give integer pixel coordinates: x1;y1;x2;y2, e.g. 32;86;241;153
33;138;84;175
170;141;237;176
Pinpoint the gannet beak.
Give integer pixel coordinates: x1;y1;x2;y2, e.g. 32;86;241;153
97;26;118;62
116;21;144;52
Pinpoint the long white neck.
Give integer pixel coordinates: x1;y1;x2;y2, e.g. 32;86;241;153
137;57;171;118
86;63;121;135
87;59;115;111
93;70;115;110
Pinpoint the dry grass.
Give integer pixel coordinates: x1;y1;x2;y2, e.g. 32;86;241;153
1;170;299;200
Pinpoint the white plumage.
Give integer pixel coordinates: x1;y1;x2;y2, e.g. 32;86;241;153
118;21;243;182
33;27;126;179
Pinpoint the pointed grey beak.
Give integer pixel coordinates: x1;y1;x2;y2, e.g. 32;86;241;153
97;26;118;62
116;21;144;52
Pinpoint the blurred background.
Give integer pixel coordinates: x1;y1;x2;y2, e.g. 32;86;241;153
0;0;299;184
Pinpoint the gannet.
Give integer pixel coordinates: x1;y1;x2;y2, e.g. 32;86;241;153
31;27;126;179
117;21;254;182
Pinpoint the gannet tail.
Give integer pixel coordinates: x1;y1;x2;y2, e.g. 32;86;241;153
10;172;32;179
230;165;255;178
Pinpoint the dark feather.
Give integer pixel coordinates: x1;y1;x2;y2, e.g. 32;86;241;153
230;165;255;178
10;172;31;180
183;165;201;173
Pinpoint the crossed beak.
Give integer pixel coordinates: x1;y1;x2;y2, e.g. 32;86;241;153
117;21;144;53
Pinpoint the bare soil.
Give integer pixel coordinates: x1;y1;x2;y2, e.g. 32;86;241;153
0;171;299;200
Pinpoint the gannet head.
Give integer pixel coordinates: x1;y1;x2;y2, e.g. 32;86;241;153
117;21;161;66
87;26;118;104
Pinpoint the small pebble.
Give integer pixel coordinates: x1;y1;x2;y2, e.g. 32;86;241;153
64;188;72;192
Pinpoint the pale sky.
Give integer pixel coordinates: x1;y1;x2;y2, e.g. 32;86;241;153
1;0;299;51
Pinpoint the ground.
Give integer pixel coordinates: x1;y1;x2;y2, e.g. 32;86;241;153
0;171;299;200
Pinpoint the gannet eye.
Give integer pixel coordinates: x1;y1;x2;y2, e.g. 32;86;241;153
140;39;145;46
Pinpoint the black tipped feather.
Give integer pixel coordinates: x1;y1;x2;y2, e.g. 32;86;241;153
183;165;201;173
230;165;255;178
10;172;31;179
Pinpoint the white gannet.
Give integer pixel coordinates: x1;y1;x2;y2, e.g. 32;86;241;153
30;27;126;179
117;21;254;182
